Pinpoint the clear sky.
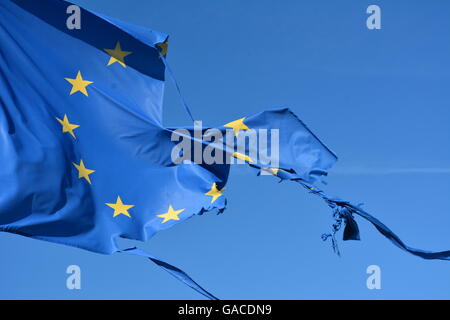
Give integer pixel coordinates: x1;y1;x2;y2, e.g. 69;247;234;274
1;0;450;299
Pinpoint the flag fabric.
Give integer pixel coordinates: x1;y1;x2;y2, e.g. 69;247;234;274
1;0;450;300
0;0;337;298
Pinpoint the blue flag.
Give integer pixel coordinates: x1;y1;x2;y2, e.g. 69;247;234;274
1;0;450;300
0;0;337;298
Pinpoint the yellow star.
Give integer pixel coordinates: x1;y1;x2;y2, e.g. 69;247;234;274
64;71;93;96
104;41;132;67
231;152;254;163
105;196;135;218
262;167;284;175
205;183;224;203
157;205;184;223
224;117;249;136
56;114;79;139
156;39;168;57
73;160;95;184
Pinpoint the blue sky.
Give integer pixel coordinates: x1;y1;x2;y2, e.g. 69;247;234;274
1;0;450;299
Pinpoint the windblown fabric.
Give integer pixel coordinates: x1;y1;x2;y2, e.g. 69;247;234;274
1;0;449;300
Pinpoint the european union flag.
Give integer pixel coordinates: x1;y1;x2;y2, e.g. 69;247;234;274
0;0;337;298
2;0;450;300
